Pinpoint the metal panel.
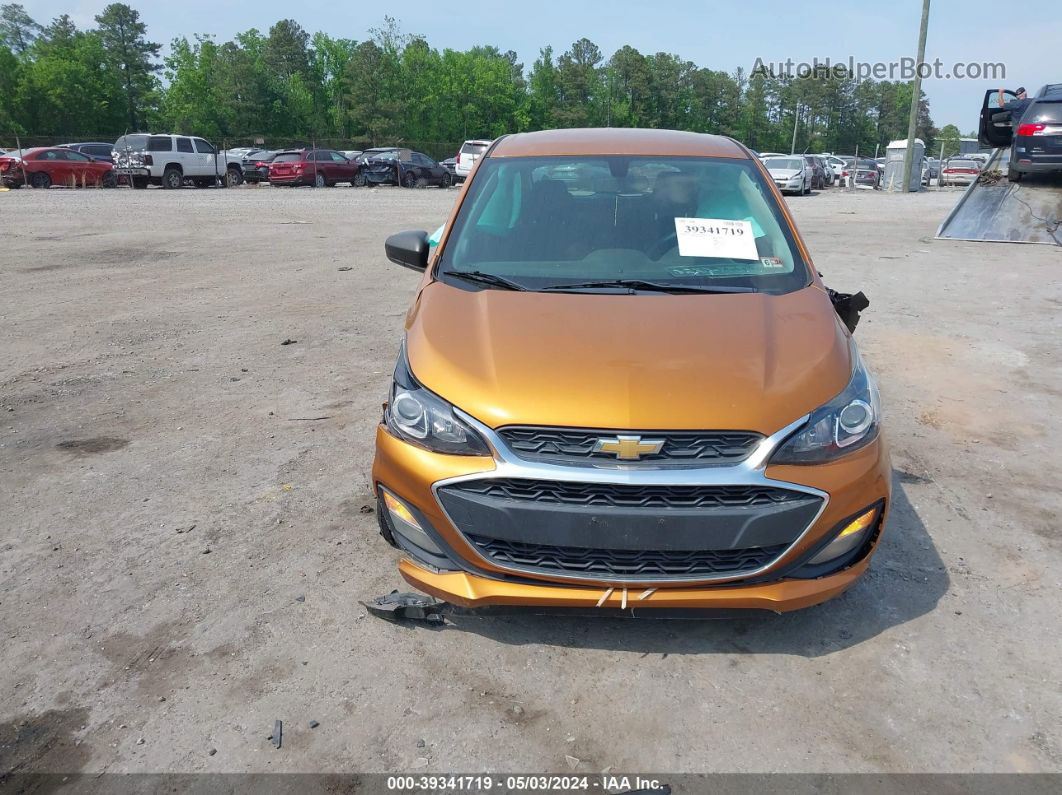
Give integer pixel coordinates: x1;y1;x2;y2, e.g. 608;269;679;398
936;148;1062;245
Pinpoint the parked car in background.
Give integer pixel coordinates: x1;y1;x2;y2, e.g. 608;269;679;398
59;142;115;163
268;149;359;187
853;160;881;189
341;150;363;161
241;150;277;183
113;133;243;188
358;148;404;185
455;139;490;179
441;156;459;182
763;156;812;194
926;157;941;180
758;151;787;159
225;147;257;161
1;146;116;188
826;156;848;182
804;155;827;189
939;158;981;187
361;149;452;188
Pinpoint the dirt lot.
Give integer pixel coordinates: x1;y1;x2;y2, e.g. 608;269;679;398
1;183;1060;779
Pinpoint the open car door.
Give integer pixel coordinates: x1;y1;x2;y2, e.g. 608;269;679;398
980;89;1017;148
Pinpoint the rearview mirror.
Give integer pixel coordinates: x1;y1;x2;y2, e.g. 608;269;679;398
384;230;429;272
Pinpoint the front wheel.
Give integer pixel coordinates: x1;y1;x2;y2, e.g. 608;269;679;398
1008;166;1023;183
402;172;417;188
224;168;242;188
314;172;326;188
30;172;51;189
440;172;452;188
102;171;117;189
132;176;149;189
353;171;366;187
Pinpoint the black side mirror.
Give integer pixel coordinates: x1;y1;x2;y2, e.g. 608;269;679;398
384;230;430;272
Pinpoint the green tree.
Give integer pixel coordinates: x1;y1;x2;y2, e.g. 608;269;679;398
0;3;39;53
94;3;160;130
554;38;605;127
937;124;962;157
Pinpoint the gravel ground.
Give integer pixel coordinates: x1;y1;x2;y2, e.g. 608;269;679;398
1;182;1061;778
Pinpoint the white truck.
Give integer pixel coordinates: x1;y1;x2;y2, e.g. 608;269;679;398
112;133;244;189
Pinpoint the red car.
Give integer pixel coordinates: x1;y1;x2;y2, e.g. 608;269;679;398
0;146;116;189
268;149;359;187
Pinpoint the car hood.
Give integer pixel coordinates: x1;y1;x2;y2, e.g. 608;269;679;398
405;282;851;434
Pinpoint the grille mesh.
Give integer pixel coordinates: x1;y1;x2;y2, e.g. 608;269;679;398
497;427;762;466
445;479;803;510
469;535;787;578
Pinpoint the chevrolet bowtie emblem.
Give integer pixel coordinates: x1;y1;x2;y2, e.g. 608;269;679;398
593;435;665;460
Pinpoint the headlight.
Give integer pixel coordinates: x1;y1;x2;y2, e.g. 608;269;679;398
771;352;880;464
384;346;490;456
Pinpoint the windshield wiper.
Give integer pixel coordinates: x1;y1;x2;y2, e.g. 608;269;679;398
540;279;755;294
445;271;528;291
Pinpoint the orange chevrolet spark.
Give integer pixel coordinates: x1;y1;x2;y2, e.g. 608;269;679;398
372;128;890;614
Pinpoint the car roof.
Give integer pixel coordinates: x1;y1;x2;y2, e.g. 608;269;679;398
489;128;750;159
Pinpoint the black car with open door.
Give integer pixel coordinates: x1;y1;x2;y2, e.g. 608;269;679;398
980;84;1062;181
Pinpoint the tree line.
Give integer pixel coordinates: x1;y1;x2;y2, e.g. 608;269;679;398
2;3;965;157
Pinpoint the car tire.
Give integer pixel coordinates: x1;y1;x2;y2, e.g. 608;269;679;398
353;172;366;187
440;172;452;188
162;167;182;189
132;176;149;189
102;171;117;189
1008;166;1023;183
224;168;242;188
314;172;326;188
402;172;417;189
30;172;51;189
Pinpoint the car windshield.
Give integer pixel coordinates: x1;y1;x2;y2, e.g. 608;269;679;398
438;155;809;295
114;135;149;151
764;158;803;170
272;152;304;163
461;142;488;155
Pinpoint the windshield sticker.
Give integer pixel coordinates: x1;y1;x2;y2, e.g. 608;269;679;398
675;218;759;261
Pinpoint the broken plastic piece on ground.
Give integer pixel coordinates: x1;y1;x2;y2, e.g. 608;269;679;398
362;591;449;624
271;720;282;749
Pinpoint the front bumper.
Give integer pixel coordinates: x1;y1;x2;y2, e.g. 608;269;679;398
372;413;891;613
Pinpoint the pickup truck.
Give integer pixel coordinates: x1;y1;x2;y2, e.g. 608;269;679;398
112;134;243;189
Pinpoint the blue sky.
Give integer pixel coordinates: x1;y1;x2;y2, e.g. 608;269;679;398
25;0;1061;131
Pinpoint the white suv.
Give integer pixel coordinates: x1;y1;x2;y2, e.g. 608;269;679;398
113;134;244;189
454;139;491;179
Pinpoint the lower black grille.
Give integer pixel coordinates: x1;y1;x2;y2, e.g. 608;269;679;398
447;479;804;510
498;426;762;466
469;535;787;578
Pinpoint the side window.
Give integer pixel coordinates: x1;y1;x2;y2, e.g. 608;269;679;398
176;137;194;153
89;145;111;158
330;151;347;162
193;138;215;154
66;151;91;162
147;136;173;152
413;153;431;167
311;151;327;162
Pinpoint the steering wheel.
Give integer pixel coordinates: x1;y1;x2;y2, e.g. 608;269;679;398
647;231;678;261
